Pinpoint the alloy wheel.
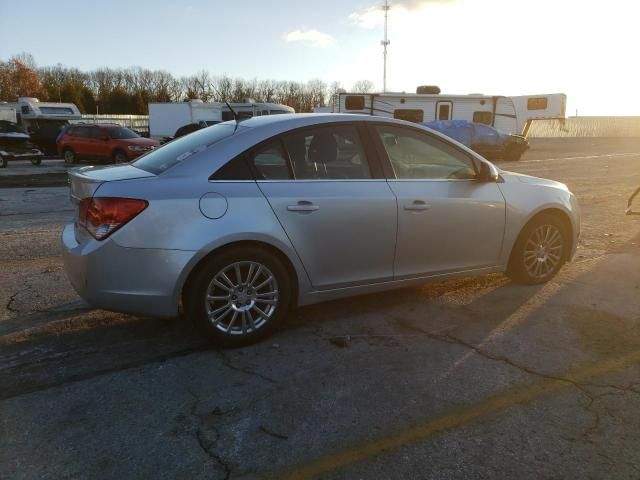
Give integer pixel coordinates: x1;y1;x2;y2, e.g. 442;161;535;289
205;261;279;336
523;224;563;279
64;150;75;164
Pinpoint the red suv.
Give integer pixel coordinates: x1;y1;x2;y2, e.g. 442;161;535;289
57;124;159;164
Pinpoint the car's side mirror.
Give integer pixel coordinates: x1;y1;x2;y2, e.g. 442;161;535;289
477;161;499;182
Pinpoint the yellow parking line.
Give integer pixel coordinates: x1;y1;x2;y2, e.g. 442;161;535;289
279;348;640;480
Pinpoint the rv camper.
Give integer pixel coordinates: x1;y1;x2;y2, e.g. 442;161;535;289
331;87;566;135
7;97;82;154
148;100;295;141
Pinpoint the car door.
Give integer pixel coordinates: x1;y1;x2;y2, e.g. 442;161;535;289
371;123;506;278
88;127;111;159
71;126;91;157
254;123;397;289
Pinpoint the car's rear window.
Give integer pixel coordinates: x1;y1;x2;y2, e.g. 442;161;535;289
132;124;236;175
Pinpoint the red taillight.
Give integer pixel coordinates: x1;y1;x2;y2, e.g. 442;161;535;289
78;197;148;240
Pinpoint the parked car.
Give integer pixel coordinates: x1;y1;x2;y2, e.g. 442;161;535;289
0;120;44;168
62;114;580;345
57;124;159;164
423;120;530;161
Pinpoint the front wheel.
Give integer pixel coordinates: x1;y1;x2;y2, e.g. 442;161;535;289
187;247;292;346
30;157;42;166
0;156;6;168
507;214;569;284
113;151;128;164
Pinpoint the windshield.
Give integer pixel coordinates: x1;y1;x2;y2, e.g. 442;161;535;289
132;123;236;174
106;127;139;139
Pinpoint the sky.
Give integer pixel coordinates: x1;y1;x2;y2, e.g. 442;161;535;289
0;0;637;116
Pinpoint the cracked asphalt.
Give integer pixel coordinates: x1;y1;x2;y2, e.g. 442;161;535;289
1;138;640;479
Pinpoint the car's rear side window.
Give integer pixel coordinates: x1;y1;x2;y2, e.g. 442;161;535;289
74;126;90;138
283;125;371;180
132;124;235;175
249;140;291;180
211;155;253;180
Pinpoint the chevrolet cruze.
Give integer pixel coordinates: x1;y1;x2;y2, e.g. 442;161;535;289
62;114;580;345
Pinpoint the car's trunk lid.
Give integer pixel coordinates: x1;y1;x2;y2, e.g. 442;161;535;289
68;164;155;244
68;164;155;203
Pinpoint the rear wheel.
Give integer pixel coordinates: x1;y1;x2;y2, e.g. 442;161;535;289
113;150;128;164
0;156;6;168
30;157;42;166
63;148;77;165
507;214;569;284
187;247;292;346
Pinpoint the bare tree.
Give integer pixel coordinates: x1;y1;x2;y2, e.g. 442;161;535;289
351;79;375;93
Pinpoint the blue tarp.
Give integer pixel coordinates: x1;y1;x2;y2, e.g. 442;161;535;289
423;120;509;147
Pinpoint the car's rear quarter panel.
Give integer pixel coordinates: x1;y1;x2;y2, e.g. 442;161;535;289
95;175;312;308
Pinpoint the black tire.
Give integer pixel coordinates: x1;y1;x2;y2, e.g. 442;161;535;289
63;148;77;165
113;150;128;164
30;157;42;166
507;213;569;285
0;156;6;168
504;145;523;162
186;247;292;346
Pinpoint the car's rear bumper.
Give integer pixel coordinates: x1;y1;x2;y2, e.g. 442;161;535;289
61;223;195;317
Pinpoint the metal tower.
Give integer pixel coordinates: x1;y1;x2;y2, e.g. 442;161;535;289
381;0;390;92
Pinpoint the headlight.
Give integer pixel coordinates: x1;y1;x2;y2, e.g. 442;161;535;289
128;145;146;151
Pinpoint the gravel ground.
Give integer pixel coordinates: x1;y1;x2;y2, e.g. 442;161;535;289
1;137;640;479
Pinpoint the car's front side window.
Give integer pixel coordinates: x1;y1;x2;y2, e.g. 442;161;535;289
375;125;477;180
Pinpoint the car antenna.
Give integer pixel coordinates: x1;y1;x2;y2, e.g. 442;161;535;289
224;101;241;133
225;101;239;122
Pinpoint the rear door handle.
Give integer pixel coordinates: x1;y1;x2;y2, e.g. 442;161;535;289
404;200;431;211
287;201;319;213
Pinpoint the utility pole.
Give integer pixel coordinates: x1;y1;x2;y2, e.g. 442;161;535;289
381;0;390;92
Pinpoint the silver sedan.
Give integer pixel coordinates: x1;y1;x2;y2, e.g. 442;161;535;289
62;114;580;345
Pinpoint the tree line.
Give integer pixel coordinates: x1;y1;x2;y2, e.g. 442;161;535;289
0;53;376;115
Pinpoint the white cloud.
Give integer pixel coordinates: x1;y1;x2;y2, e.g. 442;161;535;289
284;29;336;48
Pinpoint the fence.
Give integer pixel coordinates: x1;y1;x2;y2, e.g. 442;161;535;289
74;114;640;138
79;114;149;134
528;117;640;138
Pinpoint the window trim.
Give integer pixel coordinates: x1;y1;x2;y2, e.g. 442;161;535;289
345;95;365;111
211;121;387;182
527;97;548;111
473;110;494;125
393;109;424;123
435;101;453;121
365;121;480;181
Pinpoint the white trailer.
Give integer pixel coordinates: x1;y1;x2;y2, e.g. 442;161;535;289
149;100;295;140
149;100;223;139
331;88;566;135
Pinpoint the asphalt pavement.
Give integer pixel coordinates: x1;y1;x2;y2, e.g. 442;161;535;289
1;138;640;479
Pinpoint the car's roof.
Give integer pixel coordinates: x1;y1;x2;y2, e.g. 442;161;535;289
72;123;126;129
235;113;422;131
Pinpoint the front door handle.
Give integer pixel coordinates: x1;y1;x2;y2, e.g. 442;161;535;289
404;200;431;211
287;201;319;213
